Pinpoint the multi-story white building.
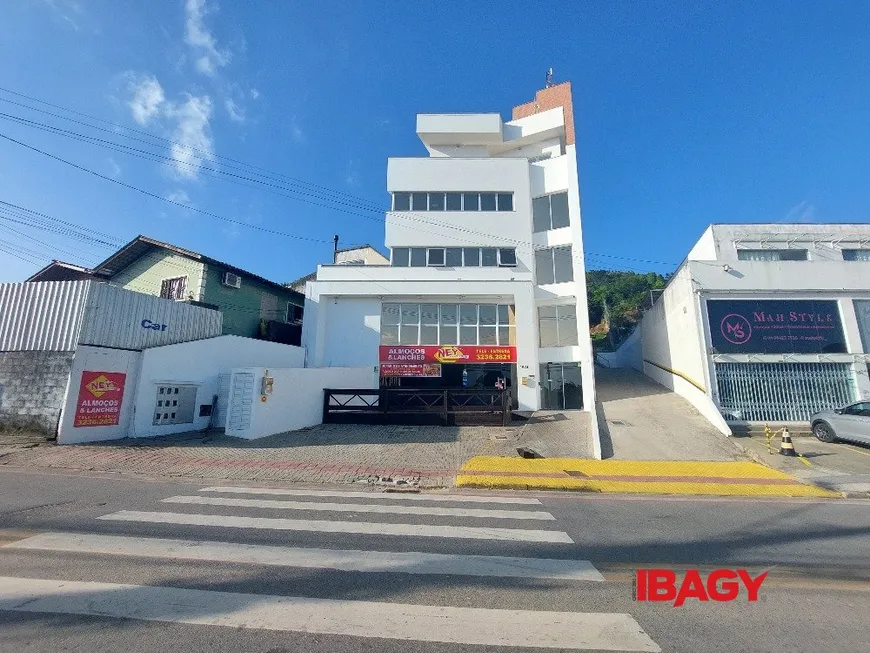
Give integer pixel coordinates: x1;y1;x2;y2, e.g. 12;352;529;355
302;82;595;415
633;223;870;430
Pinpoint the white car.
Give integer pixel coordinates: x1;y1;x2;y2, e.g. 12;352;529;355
810;402;870;445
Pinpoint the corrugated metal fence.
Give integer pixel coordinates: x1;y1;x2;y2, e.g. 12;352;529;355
1;281;222;352
0;281;90;351
716;362;857;422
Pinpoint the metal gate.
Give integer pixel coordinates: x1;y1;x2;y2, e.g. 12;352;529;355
715;362;856;422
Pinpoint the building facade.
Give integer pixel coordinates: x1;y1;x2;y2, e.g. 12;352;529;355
638;223;870;426
302;82;595;413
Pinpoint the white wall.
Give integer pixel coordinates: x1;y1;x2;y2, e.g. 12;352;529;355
225;366;376;439
132;336;304;438
320;298;382;367
58;345;142;444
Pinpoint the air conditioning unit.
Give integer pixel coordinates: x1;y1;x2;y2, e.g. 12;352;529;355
222;272;241;288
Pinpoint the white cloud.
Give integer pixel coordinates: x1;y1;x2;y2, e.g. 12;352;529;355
185;0;229;77
128;74;165;125
224;98;245;122
166;95;214;179
250;88;260;100
345;159;360;187
106;157;121;178
166;189;191;204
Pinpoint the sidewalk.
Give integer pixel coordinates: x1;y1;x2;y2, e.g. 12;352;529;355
730;434;870;497
456;457;841;498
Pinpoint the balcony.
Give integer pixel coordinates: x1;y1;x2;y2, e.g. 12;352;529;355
416;113;503;146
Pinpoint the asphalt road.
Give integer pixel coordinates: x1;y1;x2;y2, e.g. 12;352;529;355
1;468;869;653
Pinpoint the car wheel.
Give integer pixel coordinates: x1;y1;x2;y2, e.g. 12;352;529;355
812;421;837;443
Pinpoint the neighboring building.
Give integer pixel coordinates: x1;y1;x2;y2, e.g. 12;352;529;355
28;236;305;343
302;81;596;415
289;244;389;294
631;223;870;429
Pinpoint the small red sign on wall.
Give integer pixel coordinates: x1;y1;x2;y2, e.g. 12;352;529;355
379;345;517;364
73;371;126;428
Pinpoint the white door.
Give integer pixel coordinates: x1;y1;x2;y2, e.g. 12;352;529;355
213;373;232;429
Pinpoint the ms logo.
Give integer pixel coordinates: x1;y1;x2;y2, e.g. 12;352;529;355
720;314;752;345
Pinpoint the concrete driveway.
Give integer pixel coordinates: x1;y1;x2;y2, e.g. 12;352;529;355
595;367;743;461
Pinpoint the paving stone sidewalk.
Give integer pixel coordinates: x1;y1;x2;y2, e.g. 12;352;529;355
0;423;530;488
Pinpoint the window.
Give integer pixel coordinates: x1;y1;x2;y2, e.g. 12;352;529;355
428;192;446;211
737;249;808;261
479;193;497;211
498;248;517;267
445;248;463;266
392;247;409;267
446;193;462;211
843;249;870;261
286;303;304;323
382;303;514;346
538;304;578;347
411;192;428;211
463;192;479;211
393;192;410;211
532;192;570;232
160;276;187;301
535;246;574;284
391;246;518;268
497;193;514;211
410;248;427;267
427;248;445;266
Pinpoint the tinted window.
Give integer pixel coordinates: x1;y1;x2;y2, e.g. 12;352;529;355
553;246;574;282
401;304;419;324
463;192;479;211
479;305;497;325
497;193;513;211
532;196;550;232
427;248;445;266
498;248;517;266
535;249;555;285
440;304;458;325
428;192;445;211
479;193;497;211
550;192;570;229
392;247;409;267
446;192;462;211
411;192;428;211
463;248;480;266
393;192;410;211
445;248;463;266
481;248;498;266
460;304;478;325
538;306;559;347
410;248;426;267
381;303;400;325
557;304;579;346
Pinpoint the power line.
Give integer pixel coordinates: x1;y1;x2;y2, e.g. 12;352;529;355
0;132;331;245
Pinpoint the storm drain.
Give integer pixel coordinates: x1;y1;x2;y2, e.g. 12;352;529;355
565;470;590;478
608;420;633;427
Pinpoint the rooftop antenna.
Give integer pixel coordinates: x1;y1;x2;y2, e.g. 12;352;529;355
333;234;339;263
545;67;554;88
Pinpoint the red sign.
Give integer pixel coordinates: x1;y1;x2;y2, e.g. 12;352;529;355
635;569;768;607
73;371;126;428
379;345;517;364
380;363;442;377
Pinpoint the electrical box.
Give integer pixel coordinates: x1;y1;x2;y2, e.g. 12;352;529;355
261;372;274;396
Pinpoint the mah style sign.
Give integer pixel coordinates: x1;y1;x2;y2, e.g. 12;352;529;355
636;569;768;607
706;300;846;354
73;371;126;428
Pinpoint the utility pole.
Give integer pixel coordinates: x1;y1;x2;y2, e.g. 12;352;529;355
333;235;339;264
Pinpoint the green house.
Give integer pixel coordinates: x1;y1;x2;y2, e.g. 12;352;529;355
29;236;304;343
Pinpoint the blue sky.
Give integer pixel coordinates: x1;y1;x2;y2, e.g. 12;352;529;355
0;0;868;283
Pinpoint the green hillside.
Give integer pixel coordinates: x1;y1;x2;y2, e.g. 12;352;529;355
586;270;668;350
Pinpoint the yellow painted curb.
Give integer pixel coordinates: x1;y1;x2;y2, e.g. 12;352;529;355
457;457;841;498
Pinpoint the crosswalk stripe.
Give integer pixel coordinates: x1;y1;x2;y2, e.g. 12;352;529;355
200;486;543;504
98;510;575;543
7;532;604;581
0;576;660;651
162;495;556;520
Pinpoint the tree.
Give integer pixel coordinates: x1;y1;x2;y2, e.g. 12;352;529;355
586;269;667;350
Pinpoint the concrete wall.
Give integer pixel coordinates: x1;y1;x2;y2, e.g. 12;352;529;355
58;345;142;444
132;336;305;438
112;250;206;301
0;351;74;435
225;366;376;439
319;298;382;367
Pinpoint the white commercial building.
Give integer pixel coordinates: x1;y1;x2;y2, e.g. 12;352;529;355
302;82;596;415
632;223;870;430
